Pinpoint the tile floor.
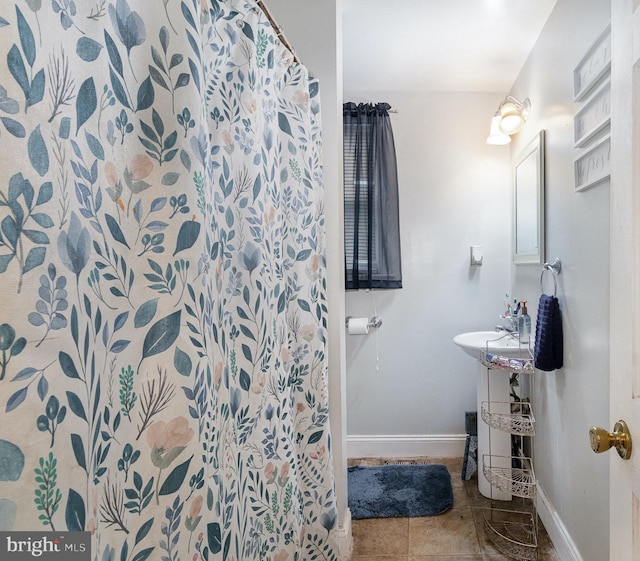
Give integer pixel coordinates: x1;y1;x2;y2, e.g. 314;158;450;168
348;457;559;561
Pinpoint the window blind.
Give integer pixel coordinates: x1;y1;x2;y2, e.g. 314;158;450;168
343;123;378;275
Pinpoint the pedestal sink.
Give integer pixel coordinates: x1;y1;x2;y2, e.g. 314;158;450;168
453;330;523;359
454;331;531;501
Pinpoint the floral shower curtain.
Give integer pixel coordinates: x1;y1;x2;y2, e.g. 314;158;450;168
0;1;338;560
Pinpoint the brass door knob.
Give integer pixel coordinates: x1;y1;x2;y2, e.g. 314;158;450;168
589;420;632;460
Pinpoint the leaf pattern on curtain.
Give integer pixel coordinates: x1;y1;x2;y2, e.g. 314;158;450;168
0;1;338;560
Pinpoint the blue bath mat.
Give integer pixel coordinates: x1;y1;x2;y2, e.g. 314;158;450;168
348;463;453;519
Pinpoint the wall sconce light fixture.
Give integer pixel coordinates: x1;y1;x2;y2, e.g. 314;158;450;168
486;96;531;145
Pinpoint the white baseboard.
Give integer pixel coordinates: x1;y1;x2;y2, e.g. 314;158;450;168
347;434;466;459
537;484;584;561
337;508;353;560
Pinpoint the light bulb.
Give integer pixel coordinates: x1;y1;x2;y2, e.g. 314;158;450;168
486;115;511;145
499;101;524;134
499;115;524;135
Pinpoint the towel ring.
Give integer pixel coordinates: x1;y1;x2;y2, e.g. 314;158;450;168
540;258;561;296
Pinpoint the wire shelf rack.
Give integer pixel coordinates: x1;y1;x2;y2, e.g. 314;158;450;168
481;401;535;436
479;330;539;559
480;350;534;373
483;508;538;561
482;454;536;499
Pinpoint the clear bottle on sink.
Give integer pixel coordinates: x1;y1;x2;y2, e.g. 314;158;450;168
518;300;531;344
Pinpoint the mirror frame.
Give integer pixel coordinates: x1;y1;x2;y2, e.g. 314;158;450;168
513;130;545;265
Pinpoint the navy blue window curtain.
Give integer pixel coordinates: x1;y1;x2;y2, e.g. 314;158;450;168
343;102;402;289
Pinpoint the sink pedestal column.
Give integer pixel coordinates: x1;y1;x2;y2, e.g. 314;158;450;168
477;364;512;500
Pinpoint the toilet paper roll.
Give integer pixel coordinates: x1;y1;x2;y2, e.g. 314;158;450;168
348;317;370;335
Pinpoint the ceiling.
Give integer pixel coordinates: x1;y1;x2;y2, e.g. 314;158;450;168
342;0;557;93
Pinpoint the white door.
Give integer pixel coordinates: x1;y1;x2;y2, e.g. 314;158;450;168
608;2;640;559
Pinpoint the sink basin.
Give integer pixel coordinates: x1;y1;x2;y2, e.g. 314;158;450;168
453;331;528;360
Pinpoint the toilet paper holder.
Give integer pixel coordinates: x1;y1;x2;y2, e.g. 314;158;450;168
345;315;382;329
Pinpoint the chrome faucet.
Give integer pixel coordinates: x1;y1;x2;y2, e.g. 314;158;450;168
496;315;518;335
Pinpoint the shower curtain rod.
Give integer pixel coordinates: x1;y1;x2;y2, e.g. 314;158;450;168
256;0;301;63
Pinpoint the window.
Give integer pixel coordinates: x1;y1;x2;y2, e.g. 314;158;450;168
343;102;402;290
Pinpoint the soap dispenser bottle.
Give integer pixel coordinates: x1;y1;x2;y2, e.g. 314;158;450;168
518;301;531;344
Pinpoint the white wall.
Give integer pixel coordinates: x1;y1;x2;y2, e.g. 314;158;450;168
509;1;611;560
344;91;512;455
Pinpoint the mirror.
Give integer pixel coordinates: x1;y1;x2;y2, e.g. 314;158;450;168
513;130;545;264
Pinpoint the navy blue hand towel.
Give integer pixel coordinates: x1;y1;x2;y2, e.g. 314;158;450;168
534;294;563;371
